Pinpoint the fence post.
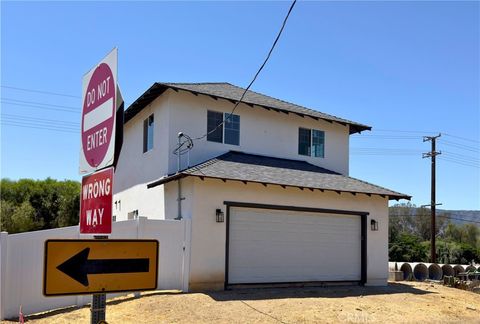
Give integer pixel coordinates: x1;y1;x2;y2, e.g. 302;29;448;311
0;232;9;320
137;216;147;239
76;229;87;308
134;217;147;297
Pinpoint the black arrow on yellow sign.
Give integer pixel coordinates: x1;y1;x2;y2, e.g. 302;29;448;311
57;247;150;287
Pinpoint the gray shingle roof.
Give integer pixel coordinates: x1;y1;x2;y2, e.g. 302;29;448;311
125;82;371;134
147;151;410;201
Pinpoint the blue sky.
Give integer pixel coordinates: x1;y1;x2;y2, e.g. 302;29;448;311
1;1;479;210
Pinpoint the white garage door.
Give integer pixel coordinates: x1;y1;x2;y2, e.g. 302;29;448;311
228;207;362;284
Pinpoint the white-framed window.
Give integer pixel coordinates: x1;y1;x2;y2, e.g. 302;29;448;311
298;127;325;158
207;110;240;146
143;114;154;153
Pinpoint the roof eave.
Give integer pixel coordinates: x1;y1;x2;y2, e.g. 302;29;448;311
146;173;185;189
147;173;411;201
124;83;372;132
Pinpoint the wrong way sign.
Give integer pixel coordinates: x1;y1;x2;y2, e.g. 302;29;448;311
80;167;113;234
80;49;118;174
43;239;159;296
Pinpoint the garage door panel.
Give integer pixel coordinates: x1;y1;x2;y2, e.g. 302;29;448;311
228;207;362;284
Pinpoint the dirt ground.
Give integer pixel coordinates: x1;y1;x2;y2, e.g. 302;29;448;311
3;281;480;324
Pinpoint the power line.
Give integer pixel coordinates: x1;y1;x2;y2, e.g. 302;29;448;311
438;157;479;169
373;129;438;135
442;151;479;163
351;147;424;153
440;156;479;166
1;101;80;114
438;139;479;152
1;85;80;99
1;121;78;134
390;214;480;225
2;98;79;110
1;114;79;126
351;135;421;140
443;133;480;144
1;119;78;131
186;0;297;145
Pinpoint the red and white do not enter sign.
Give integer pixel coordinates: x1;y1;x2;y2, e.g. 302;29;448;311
81;63;116;168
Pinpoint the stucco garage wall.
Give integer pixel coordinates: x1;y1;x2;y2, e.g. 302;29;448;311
183;177;388;290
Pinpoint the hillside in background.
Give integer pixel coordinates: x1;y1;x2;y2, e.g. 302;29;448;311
389;203;480;263
438;209;480;225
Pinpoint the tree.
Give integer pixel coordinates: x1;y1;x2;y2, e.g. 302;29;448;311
0;178;81;233
10;201;44;233
55;180;80;227
389;233;428;262
0;200;15;232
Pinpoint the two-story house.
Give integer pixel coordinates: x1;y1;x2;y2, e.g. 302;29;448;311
113;82;410;290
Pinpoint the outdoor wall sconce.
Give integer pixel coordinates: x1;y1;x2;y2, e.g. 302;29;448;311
371;219;379;231
216;209;224;223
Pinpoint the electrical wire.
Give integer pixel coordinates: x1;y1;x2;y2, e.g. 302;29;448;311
351;134;422;140
2;101;80;114
2;98;79;110
1;121;78;134
442;151;479;163
390;214;480;225
438;157;479;169
1;85;80;98
182;0;297;149
172;133;194;156
2;113;79;126
1;118;78;131
438;139;479;152
373;129;438;135
443;133;480;144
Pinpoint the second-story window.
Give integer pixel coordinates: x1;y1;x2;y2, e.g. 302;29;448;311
143;114;154;153
207;111;223;143
298;127;324;158
224;113;240;145
207;110;240;146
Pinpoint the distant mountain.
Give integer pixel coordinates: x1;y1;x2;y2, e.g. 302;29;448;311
437;209;480;225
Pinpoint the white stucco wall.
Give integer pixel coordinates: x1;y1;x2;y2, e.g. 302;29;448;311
169;177;389;290
114;88;351;221
167;90;350;175
113;93;171;220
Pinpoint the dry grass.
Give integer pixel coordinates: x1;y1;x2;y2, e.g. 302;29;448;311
3;281;480;323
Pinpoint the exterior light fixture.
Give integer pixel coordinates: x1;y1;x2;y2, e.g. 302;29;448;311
216;209;224;223
371;219;379;231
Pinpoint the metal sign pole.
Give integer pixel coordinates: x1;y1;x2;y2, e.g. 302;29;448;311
91;235;108;324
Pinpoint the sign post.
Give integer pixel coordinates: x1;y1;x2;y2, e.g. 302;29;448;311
77;48;124;324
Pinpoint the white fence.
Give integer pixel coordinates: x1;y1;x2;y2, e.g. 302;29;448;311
0;217;191;320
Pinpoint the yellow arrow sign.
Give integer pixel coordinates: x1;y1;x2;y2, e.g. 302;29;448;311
44;239;158;296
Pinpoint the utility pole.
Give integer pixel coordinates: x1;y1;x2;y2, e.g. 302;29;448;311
422;133;441;263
